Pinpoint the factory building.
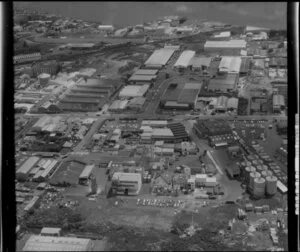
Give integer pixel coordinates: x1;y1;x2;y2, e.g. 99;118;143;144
22;235;94;251
215;96;228;112
108;100;128;112
189;57;211;72
13;52;42;64
128;74;157;85
218;57;242;73
207;73;239;93
59;78;118;112
213;31;231;39
273;94;285;113
78;164;95;185
32;61;60;77
174;50;196;70
141;120;168;128
98;25;114;31
204;40;246;55
16;157;40;181
127;97;146;111
269;57;287;68
144;48;176;69
226;97;239;111
167;122;189;142
193;120;232;138
67;43;95;50
239;57;252;75
32;160;58;183
111;172;142;195
37;101;61;114
161;82;203;109
119;84;149;98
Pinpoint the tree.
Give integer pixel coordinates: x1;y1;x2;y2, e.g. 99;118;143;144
179;17;187;25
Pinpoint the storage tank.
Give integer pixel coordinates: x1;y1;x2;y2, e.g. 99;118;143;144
266;176;277;196
256;165;263;173
253;177;266;198
262;165;268;171
249;166;256;173
249;172;260;191
245;161;252;167
38;73;51;86
257;159;264;165
266;170;273;177
244;167;252;182
254;154;260;159
247;155;254;160
261;170;268;178
252;160;258;166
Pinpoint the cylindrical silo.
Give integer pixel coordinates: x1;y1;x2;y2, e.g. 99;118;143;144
266;170;273;177
254;154;260;159
261;170;268;178
247;155;254;161
266;176;277;196
262;165;268;171
253;177;266;198
249;166;256;173
257;159;264;165
256;165;263;173
38;73;51;86
244;167;251;182
249;172;260;192
246;161;252;167
252;160;258;166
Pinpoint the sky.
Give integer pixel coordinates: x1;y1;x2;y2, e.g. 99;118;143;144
14;2;287;29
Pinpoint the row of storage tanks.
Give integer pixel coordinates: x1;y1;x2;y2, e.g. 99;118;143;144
239;157;278;199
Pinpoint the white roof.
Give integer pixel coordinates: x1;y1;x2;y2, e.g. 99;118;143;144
22;235;92;251
214;31;231;38
277;180;287;193
174;50;196;68
219;57;242;73
79;164;95;179
145;48;176;66
152;128;173;137
196;174;207;179
119;85;149;97
109;100;128;110
17;157;40;175
206;177;217;183
204;40;246;49
246;26;270;32
273;95;285;107
129;75;156;82
112;172;141;182
38;73;51;79
140;126;153;132
41;227;61;235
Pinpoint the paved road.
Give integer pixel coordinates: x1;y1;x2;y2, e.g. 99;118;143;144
73;117;107;152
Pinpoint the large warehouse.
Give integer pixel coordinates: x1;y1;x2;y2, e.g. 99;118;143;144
204;40;247;55
144;48;176;68
119;84;149;98
59;78;118;112
189;57;212;71
273;94;285;113
207;73;239;93
16;157;40;181
174;50;196;69
111;172;142;195
218;57;242;73
161;82;203;109
22;235;93;251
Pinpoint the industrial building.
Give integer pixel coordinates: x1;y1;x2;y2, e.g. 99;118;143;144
40;227;61;237
273;94;285;113
108;100;128;112
161;82;203;109
111;172;142;195
128;74;157;85
32;159;59;182
226;97;239;111
141;120;168;128
127;97;146;111
213;31;231;39
67;43;95;50
119;84;149;98
32;61;60;77
218;57;242;73
207;73;239;93
78;164;95;185
133;69;159;76
144;48;176;68
37;101;61;114
98;25;114;31
13;52;42;64
59;78;118;112
239;57;252;75
193;120;232;138
204;40;246;55
269;57;287;68
22;235;93;251
189;57;211;71
167;122;189;142
214;96;228;112
174;50;196;69
16;157;40;181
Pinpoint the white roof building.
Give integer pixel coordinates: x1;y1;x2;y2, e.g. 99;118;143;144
204;40;246;49
152;128;174;137
141;120;168;127
189;57;211;69
17;157;40;177
174;50;196;68
219;57;242;73
22;235;93;251
145;48;176;67
226;97;239;109
214;31;231;38
119;85;149;98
